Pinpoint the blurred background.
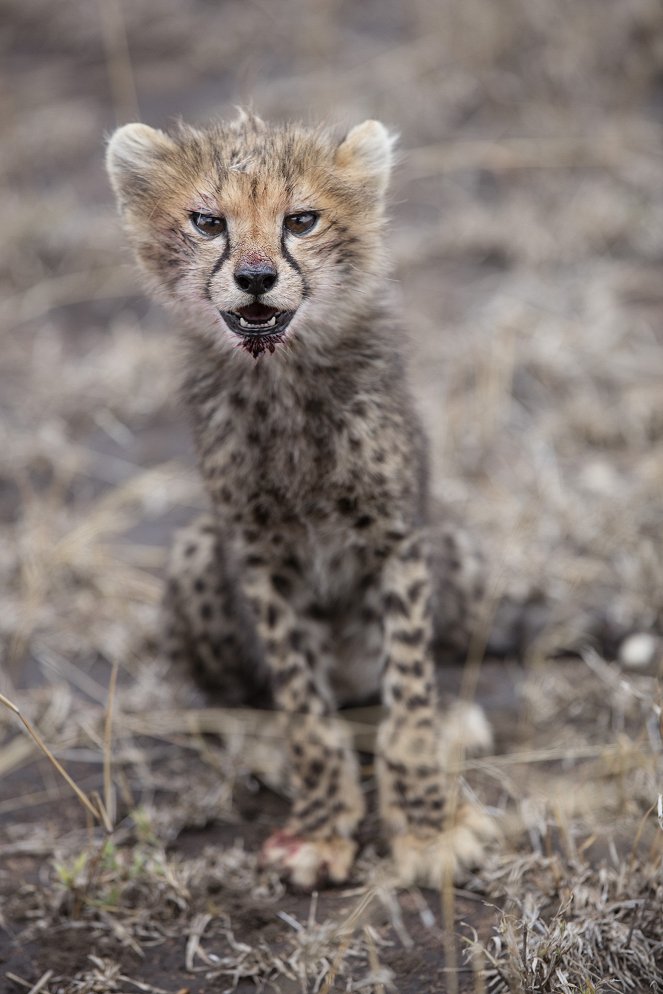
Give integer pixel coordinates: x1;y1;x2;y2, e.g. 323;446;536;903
2;1;663;988
3;0;663;687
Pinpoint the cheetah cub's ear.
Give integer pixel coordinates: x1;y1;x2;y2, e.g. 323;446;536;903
106;123;175;209
335;120;397;197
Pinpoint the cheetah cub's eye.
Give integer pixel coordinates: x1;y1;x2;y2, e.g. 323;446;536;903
190;213;227;237
284;212;319;236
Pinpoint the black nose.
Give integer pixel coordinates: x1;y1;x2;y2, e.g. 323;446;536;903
234;263;278;295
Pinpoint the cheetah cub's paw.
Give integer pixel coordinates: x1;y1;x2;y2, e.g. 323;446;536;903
391;803;498;889
260;831;357;890
261;715;365;889
377;711;498;889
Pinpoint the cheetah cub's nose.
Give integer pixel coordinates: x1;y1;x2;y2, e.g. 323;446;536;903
234;263;278;295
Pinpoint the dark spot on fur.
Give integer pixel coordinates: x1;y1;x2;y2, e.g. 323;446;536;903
272;664;300;690
271;573;291;597
295;797;324;823
354;515;373;529
337;496;356;516
253;504;271;526
384;592;409;617
290;629;304;651
393;627;425;646
386;529;406;543
408;580;427;602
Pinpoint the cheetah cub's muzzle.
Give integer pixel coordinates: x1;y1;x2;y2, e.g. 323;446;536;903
222;259;297;357
221;303;296;358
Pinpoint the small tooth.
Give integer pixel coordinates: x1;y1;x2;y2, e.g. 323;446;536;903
239;317;249;328
266;316;276;327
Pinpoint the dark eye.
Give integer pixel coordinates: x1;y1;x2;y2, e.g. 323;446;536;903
284;212;319;236
190;212;227;237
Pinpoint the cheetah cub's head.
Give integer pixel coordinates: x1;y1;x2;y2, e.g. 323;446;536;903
106;111;395;358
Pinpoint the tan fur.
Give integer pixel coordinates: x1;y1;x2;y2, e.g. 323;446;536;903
107;110;494;888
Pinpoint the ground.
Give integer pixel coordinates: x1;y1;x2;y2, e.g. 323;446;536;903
1;1;663;991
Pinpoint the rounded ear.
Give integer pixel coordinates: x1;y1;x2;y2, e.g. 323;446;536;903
106;123;175;204
335;120;397;196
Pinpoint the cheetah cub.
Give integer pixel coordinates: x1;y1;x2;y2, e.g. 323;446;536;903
106;110;495;889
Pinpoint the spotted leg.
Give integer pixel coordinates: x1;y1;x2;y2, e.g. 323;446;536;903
376;531;496;887
239;543;366;889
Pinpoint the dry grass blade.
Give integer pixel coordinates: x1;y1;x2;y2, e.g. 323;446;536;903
98;0;140;124
26;970;53;994
103;658;120;829
441;868;459;994
0;691;109;829
6;971;55;994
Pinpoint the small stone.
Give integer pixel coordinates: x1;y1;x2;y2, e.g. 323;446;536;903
619;632;659;670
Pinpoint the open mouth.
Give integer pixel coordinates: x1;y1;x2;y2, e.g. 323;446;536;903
221;303;294;340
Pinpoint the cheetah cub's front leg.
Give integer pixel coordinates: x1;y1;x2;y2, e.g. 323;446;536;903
377;532;497;887
240;550;365;890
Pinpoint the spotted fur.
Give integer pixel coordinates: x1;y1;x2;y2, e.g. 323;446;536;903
107;111;495;889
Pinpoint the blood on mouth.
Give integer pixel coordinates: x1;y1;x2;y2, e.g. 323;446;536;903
241;333;284;358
